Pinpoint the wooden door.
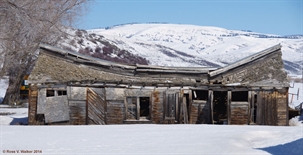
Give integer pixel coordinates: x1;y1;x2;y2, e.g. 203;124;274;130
86;88;106;125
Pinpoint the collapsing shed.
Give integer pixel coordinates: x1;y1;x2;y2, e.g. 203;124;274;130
28;44;289;125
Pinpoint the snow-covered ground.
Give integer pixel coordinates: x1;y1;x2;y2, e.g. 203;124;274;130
0;125;302;155
0;105;28;125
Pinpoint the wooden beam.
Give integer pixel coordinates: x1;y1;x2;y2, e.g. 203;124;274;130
227;91;231;125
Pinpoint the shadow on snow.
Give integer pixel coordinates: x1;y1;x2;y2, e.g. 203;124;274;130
9;117;28;125
256;138;303;155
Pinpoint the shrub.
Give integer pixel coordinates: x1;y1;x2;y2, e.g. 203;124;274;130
95;46;102;53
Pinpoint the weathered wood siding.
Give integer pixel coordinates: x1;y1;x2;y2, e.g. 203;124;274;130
87;88;106;125
276;89;289;126
256;89;288;126
28;86;38;125
68;86;86;125
230;102;249;125
69;101;86;125
106;88;125;124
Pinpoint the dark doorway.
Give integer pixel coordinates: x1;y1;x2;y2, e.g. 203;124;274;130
213;91;227;124
253;94;258;123
140;97;150;118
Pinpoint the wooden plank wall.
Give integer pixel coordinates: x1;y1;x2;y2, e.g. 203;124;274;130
230;102;249;125
276;89;288;126
68;86;87;125
106;88;125;124
28;85;38;125
256;89;288;126
69;101;86;125
87;88;106;125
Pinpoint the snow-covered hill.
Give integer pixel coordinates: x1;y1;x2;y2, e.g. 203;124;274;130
60;23;303;74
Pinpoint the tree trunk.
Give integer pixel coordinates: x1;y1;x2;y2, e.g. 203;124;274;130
2;72;25;105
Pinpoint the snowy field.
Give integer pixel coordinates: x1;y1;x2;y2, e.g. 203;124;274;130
0;125;303;155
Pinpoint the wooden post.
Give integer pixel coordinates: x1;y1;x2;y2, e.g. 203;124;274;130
188;90;192;123
183;97;188;124
251;92;255;123
227;91;231;125
209;90;214;124
137;97;140;120
175;92;179;123
86;88;89;125
247;91;252;125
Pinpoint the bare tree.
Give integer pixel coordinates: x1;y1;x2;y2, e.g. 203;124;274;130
0;0;88;104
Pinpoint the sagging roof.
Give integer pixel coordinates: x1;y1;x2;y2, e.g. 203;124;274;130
36;43;287;87
209;44;282;77
39;43;216;75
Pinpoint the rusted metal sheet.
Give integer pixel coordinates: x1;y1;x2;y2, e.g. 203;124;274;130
151;89;165;124
87;88;106;125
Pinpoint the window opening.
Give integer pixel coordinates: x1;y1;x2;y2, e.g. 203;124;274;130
232;91;248;101
58;90;67;96
139;97;150;117
192;90;208;100
46;90;55;97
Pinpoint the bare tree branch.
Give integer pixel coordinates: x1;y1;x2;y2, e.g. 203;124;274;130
0;0;89;104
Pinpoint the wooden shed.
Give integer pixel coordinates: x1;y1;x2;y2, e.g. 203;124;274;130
28;43;289;125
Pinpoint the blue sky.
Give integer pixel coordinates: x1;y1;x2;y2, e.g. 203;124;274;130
76;0;303;35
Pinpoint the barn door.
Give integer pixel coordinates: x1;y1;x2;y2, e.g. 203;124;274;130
86;88;106;125
164;90;180;124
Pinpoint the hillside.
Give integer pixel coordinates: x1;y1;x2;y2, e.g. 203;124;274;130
60;23;303;74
